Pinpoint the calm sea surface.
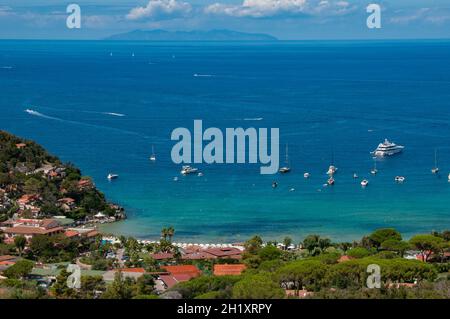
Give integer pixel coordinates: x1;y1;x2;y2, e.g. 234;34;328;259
1;40;450;242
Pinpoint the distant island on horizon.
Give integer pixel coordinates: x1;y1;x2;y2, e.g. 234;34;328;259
104;29;278;41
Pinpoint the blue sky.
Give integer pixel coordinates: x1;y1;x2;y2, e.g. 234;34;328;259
0;0;449;39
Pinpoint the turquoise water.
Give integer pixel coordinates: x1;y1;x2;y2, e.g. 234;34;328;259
1;40;450;243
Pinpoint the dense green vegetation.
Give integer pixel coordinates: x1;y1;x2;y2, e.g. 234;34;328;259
0;131;122;221
169;229;450;299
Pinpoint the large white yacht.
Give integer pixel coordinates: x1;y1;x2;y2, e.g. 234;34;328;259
372;139;404;157
180;165;198;175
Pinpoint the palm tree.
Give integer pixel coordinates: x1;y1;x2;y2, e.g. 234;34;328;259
283;237;292;250
160;227;168;241
167;226;175;243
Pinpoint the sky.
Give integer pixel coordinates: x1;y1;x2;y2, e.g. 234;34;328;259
0;0;449;40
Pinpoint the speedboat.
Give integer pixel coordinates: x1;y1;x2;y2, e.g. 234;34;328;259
327;177;335;186
107;174;118;180
181;166;198;175
395;176;405;183
361;179;369;187
372;139;404;157
353;173;358;179
304;172;310;178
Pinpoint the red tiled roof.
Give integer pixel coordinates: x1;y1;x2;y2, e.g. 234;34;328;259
163;265;201;278
181;252;215;260
213;264;246;276
151;252;174;260
64;230;79;238
159;275;178;289
0;261;16;266
0;255;16;262
4;226;64;235
203;247;243;258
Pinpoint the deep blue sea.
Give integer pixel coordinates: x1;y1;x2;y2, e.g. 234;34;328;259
1;40;450;243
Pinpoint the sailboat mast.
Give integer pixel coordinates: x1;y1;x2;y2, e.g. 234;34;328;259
285;144;289;164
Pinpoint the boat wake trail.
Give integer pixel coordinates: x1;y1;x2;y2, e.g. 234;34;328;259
25;109;60;120
24;108;147;138
193;73;215;77
102;112;126;117
243;117;264;121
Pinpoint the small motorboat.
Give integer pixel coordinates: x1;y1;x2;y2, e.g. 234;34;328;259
353;173;358;179
361;179;369;187
197;172;203;177
304;172;310;178
327;177;335;186
107;174;118;180
279;167;291;173
272;181;278;188
395;176;405;183
448;173;450;182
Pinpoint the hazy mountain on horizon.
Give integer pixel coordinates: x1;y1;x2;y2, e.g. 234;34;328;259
105;29;278;41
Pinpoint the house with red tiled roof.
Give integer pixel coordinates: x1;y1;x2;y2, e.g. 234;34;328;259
77;179;93;190
202;247;243;259
17;194;41;211
150;252;175;260
15;143;26;149
2;218;63;241
158;265;202;289
213;264;246;276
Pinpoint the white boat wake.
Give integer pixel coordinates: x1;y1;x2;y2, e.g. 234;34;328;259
24;108;145;138
102;112;126;117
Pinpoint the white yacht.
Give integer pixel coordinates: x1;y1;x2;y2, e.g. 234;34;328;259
431;149;439;174
304;172;310;178
107;174;118;180
279;144;291;174
448;173;450;182
327;165;338;175
181;165;198;175
149;145;156;162
372;139;404;157
361;179;369;187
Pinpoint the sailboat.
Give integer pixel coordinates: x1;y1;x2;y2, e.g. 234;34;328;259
371;158;378;175
431;149;439;174
279;144;291;173
149;145;156;162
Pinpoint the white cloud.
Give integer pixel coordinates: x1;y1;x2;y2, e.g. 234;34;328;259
126;0;192;20
0;6;13;17
204;0;356;18
205;0;307;18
